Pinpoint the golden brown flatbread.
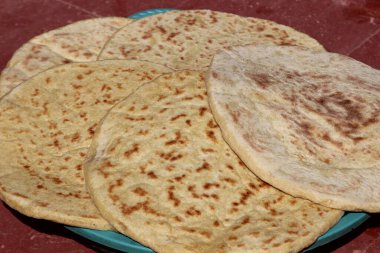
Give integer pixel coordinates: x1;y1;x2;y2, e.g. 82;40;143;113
85;70;343;253
0;60;172;229
99;10;323;70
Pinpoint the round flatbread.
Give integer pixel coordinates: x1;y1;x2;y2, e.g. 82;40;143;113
207;44;380;212
99;10;323;70
85;71;343;253
0;17;131;97
0;60;172;229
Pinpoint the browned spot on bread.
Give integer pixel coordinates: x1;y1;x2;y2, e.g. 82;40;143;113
213;220;220;227
143;45;152;52
37;201;49;207
321;132;343;147
207;119;218;128
240;189;253;205
170;113;187;121
186;206;201;216
228;236;238;241
124;143;139;158
168;185;181;207
122;201;161;216
201;148;214;153
165;131;186;145
133;187;147;196
185;119;192;126
72;83;83;90
147;171;158;179
242;217;250;225
157;26;167;34
138;129;149;135
200;231;212;239
158;151;183;161
79;112;87;119
222;177;237;185
174;216;183;222
211;194;220;200
187;185;200;198
199;107;207;116
45;77;51;84
206;130;217;142
37;184;45;189
203;182;220;190
287;230;299;235
157;94;167;101
77;74;83;80
87;123;97;137
196;162;211;172
251;231;260;237
31;88;40;96
101;84;112;92
75;164;82;171
264;236;275;244
182;96;195;101
70;132;81;143
99;160;116;178
246;73;275;89
174;174;186;182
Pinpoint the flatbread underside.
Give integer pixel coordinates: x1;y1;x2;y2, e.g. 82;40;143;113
0;60;172;229
85;71;343;253
207;44;380;212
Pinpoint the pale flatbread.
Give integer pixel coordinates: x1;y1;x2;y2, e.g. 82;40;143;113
99;10;323;70
207;44;380;212
0;17;131;97
0;60;172;229
85;71;343;253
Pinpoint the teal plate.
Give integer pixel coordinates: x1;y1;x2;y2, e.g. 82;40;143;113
67;212;369;253
66;8;370;253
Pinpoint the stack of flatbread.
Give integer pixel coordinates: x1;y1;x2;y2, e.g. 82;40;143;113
0;9;379;253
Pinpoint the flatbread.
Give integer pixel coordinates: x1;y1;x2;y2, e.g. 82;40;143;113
207;44;380;212
0;60;172;229
85;71;343;253
99;10;323;70
0;17;131;97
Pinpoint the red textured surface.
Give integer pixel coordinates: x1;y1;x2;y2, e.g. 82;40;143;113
0;0;379;252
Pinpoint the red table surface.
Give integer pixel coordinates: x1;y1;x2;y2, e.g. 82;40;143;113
0;0;379;252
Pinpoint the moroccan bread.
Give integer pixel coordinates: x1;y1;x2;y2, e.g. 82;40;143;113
85;70;343;253
99;10;324;70
0;60;172;229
